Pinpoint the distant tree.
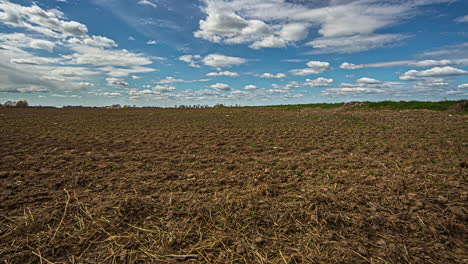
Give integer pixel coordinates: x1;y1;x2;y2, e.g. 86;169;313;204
4;101;16;107
15;100;29;108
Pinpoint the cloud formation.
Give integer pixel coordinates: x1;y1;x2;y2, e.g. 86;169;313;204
400;66;468;81
289;61;330;76
259;73;286;78
207;71;239;77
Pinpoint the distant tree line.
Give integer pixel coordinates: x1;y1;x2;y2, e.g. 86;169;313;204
174;104;210;109
0;100;29;108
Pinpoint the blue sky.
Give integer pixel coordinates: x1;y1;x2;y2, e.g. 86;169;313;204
0;0;467;106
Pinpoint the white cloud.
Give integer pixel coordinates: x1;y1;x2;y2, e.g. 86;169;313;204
341;59;459;70
0;2;89;38
99;66;155;78
289;61;330;76
418;42;468;60
194;5;274;47
202;54;247;68
244;84;257;90
155;76;210;83
83;35;117;48
408;59;455;68
304;77;333;87
100;92;121;97
30;39;55;52
193;0;438;53
249;35;286;49
455;15;468;23
79;82;94;87
142;84;177;93
51;94;81;98
106;77;128;86
306;34;408;54
0;33;55;52
458;84;468;89
138;0;157;8
210;82;231;91
179;54;202;68
400;66;468;80
0;1;88;38
132;75;142;80
357;77;381;84
259;73;286;78
147;40;157;45
340;62;363;70
279;23;309;42
67;45;152;67
10;58;39;65
0;44;97;93
206;71;239;77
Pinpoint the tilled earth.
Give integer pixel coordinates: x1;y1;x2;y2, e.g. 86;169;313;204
0;107;466;263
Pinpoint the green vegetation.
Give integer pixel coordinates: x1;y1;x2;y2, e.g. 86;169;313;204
261;102;344;110
260;100;466;112
360;100;466;111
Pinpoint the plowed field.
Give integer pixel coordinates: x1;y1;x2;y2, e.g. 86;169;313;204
0;107;466;263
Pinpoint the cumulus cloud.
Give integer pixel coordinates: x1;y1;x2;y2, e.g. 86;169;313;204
259;73;286;78
1;33;55;52
99;66;155;78
51;94;81;98
66;45;152;67
0;44;97;93
304;77;333;87
193;0;438;53
30;39;55;52
210;82;231;91
100;92;122;97
279;23;309;42
340;59;459;70
249;36;286;49
244;84;257;90
79;82;94;87
179;54;202;68
10;58;39;65
106;77;128;87
0;1;88;37
82;35;117;48
0;1;160;96
340;62;363;70
289;61;330;76
357;77;381;84
147;40;157;45
455;15;468;23
458;84;468;89
408;59;456;68
194;5;277;48
400;66;468;81
141;84;177;93
306;34;408;54
206;71;239;77
202;54;247;68
417;42;468;60
155;76;210;83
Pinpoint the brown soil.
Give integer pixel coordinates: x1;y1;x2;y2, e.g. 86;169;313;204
0;108;467;263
